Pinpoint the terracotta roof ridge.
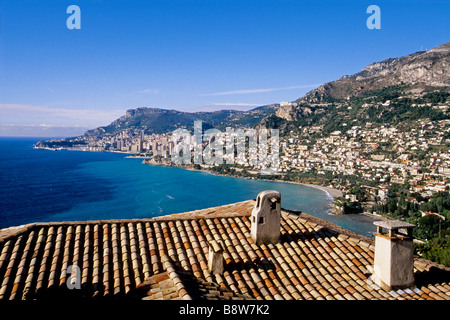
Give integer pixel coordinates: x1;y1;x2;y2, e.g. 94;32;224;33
165;200;255;219
0;223;37;243
414;256;450;272
0;200;257;240
281;208;373;244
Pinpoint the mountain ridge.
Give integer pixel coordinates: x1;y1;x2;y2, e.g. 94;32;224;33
275;42;450;122
85;104;279;137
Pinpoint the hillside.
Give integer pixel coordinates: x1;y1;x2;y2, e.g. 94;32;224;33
307;42;449;102
85;105;278;137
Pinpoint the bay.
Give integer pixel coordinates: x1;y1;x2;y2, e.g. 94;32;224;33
0;137;378;237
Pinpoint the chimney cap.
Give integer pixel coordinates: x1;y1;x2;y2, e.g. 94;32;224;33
374;220;415;238
373;220;415;230
257;190;281;200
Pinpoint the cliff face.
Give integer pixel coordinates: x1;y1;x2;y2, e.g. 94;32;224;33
276;42;450;121
276;103;314;122
319;42;450;99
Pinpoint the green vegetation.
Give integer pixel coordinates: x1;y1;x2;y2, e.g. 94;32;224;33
333;198;362;214
415;236;450;267
361;85;405;103
38;139;86;148
371;191;450;267
423;91;450;104
279;86;449;139
263;114;287;130
93;107;278;136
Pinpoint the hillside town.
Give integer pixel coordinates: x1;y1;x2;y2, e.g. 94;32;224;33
279;118;450;200
35;110;450;213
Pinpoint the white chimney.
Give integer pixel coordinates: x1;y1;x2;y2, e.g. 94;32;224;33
251;190;281;245
208;240;224;274
372;220;416;291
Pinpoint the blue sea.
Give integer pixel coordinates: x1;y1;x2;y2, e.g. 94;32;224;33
0;137;379;237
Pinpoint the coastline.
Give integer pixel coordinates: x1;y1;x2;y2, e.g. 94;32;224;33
147;162;344;200
35;144;344;201
296;183;343;199
211;172;343;200
255;178;342;200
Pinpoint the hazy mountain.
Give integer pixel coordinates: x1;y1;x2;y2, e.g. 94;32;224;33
84;105;278;137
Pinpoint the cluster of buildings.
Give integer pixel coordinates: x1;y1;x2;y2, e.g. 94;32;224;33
56;126;280;174
48;129;175;158
278;118;450;200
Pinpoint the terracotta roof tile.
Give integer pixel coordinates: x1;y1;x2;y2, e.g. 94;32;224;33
0;199;449;300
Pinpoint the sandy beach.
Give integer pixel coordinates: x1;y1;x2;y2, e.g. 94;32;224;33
175;164;344;200
297;183;343;199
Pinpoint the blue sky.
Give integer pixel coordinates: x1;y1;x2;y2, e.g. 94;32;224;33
0;0;449;136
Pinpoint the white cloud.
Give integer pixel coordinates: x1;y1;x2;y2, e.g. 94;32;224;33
0;103;125;136
115;88;161;99
212;103;261;107
0;103;124;123
190;102;263;112
0;124;91;137
200;84;320;96
136;88;160;94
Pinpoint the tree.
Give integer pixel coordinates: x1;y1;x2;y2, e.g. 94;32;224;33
415;235;450;267
415;215;442;240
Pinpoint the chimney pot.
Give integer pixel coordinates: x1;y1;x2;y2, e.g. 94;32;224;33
251;190;281;245
372;220;416;290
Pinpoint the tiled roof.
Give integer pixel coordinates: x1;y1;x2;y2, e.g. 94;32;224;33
0;200;449;300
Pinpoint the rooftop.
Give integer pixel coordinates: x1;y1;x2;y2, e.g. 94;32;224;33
0;199;449;300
